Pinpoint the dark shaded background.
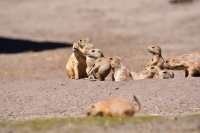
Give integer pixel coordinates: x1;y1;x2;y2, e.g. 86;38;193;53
0;37;72;54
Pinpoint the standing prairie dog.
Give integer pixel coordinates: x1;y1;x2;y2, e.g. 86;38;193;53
110;57;133;81
86;96;141;117
145;45;165;69
66;38;94;79
85;48;104;76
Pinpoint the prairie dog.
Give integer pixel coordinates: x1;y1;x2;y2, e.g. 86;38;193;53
131;69;155;80
184;62;200;77
164;52;200;77
66;38;94;79
85;48;104;76
147;66;174;79
87;96;141;117
110;57;133;81
146;45;165;69
88;57;112;81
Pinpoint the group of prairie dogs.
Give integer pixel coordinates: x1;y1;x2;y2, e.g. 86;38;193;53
66;38;200;117
66;38;200;81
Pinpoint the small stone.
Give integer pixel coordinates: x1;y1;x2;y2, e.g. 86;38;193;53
115;87;119;90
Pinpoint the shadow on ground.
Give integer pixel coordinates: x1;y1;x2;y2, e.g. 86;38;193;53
0;37;72;54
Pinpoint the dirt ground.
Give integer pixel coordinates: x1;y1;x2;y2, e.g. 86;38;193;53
0;0;200;120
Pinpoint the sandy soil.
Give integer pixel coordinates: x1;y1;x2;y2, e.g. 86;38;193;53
0;78;200;119
0;0;200;119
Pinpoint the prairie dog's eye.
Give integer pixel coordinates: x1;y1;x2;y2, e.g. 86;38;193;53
92;50;95;52
163;71;167;74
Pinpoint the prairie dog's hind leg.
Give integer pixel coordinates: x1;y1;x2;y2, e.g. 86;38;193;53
66;65;75;79
98;64;111;81
74;65;80;80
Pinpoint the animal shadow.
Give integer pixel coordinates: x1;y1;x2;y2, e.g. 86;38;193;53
0;37;72;54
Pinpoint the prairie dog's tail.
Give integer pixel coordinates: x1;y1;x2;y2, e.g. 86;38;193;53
133;95;141;112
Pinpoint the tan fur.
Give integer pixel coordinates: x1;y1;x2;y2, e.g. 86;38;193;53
85;48;104;77
147;66;174;79
66;38;94;79
110;57;133;81
158;70;174;79
87;96;141;117
131;69;155;80
131;45;174;80
131;65;174;80
164;52;200;77
145;45;165;69
88;57;112;81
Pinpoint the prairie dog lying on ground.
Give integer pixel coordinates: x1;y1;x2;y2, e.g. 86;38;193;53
88;57;112;81
86;96;141;117
66;38;94;79
131;69;155;80
145;45;165;69
131;64;159;80
147;66;174;79
110;57;133;81
164;52;200;77
85;48;104;76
